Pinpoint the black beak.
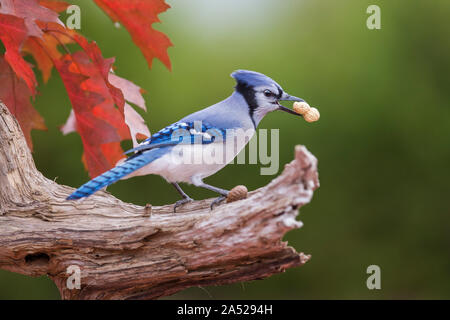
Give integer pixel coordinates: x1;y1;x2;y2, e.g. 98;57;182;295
277;93;304;116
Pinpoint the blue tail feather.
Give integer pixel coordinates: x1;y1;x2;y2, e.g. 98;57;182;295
66;149;167;200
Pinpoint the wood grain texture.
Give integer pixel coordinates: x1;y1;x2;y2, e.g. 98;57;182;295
0;101;319;299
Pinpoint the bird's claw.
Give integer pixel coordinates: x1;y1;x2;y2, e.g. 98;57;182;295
174;197;194;213
210;196;226;210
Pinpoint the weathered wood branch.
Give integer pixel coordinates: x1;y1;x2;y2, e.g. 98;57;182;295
0;101;319;299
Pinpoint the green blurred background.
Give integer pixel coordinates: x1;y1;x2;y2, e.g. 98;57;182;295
1;0;449;299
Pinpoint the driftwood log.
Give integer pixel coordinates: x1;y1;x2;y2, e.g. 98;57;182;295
0;101;319;299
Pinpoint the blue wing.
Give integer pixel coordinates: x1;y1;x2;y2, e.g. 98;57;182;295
67;121;227;200
124;121;227;157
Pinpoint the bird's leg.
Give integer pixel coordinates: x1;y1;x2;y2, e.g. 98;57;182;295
193;180;229;210
172;183;194;213
210;196;227;210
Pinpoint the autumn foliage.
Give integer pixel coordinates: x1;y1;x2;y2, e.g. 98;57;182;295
0;0;172;178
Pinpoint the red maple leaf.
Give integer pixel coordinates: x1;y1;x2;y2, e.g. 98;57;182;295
0;0;62;37
0;13;37;94
93;0;172;70
60;66;150;176
0;1;168;178
0;56;46;149
23;22;75;83
0;0;63;93
53;48;131;178
109;73;150;147
73;34;126;113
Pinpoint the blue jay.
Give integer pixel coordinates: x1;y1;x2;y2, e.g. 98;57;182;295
67;70;305;211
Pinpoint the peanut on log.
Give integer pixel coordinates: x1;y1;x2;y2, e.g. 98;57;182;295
227;185;248;203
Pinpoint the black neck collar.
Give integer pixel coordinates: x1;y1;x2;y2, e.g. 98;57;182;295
235;82;257;128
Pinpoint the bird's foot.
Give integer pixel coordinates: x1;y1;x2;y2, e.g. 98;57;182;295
174;197;194;213
210;196;227;210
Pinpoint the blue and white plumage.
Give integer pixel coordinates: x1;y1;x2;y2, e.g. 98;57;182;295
67;70;305;210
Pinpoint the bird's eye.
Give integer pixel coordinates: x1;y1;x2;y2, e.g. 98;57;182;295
263;90;273;97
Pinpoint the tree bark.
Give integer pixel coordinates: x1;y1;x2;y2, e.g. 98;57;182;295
0;101;319;300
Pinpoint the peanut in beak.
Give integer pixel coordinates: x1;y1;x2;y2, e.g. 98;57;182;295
293;101;320;123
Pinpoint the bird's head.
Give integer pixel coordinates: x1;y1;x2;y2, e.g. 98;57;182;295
231;70;304;125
